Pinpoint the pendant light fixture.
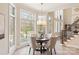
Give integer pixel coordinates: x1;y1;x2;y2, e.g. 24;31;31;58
37;3;47;26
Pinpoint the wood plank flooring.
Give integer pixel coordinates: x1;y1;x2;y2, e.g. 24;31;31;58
13;38;79;55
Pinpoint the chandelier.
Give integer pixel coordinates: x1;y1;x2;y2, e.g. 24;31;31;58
37;3;47;26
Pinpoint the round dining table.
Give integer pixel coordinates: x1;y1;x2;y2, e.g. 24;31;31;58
36;38;49;54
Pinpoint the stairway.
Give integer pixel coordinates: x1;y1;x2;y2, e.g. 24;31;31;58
64;33;79;49
71;19;79;26
61;19;79;47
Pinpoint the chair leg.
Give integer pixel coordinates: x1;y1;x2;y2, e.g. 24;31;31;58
47;48;50;55
29;47;31;54
51;50;52;55
50;49;52;55
54;48;56;54
33;49;35;55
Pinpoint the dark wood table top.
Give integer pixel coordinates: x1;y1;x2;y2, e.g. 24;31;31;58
36;38;49;43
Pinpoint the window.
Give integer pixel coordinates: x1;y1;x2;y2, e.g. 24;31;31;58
9;4;16;47
54;11;58;19
54;9;63;20
60;9;63;20
9;4;15;16
47;16;51;33
54;20;58;32
37;15;47;36
20;9;34;43
57;22;61;32
9;17;15;47
54;9;63;33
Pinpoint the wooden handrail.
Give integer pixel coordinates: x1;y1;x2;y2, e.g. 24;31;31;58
71;19;79;26
61;19;79;44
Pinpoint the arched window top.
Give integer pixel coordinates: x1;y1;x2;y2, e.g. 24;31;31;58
20;9;33;20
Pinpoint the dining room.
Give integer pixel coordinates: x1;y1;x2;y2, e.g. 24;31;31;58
13;3;79;55
1;0;79;59
0;3;79;55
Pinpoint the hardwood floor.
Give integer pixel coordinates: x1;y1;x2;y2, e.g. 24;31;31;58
64;34;79;49
13;37;79;55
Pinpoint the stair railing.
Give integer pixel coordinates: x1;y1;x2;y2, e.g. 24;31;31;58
61;19;79;44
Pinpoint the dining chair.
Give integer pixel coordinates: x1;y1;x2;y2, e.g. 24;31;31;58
46;37;57;55
29;36;40;55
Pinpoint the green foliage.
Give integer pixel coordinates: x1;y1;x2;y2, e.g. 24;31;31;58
21;26;32;33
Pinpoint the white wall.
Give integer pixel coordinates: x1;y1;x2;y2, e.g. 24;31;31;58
0;3;9;54
48;12;54;35
63;8;72;24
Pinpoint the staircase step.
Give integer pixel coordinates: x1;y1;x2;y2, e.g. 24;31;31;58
67;39;71;42
64;41;68;45
70;37;74;40
74;35;78;37
65;44;79;49
64;34;79;49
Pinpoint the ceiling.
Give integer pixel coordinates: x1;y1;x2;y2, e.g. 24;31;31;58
25;3;79;13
